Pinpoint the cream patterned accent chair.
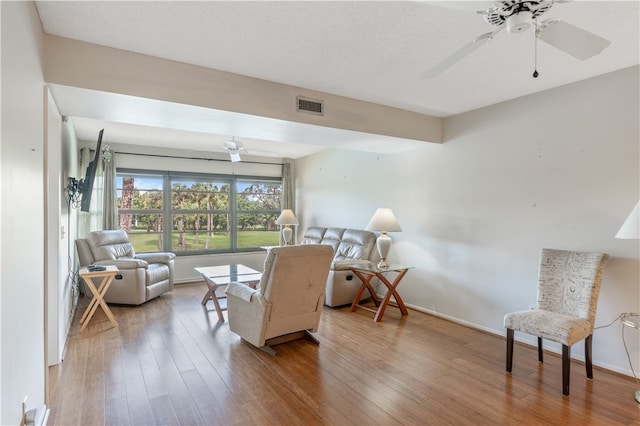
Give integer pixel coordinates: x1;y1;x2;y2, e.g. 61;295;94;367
225;244;333;355
76;230;176;305
504;249;609;396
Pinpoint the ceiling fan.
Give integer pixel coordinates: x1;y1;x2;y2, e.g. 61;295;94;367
423;0;611;78
222;138;280;162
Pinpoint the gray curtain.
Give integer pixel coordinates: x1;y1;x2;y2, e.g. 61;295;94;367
102;150;118;230
281;161;295;244
282;161;294;210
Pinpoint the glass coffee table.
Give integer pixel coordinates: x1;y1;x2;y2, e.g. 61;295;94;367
195;264;262;322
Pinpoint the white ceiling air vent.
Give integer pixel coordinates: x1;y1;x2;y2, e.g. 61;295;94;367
296;96;323;116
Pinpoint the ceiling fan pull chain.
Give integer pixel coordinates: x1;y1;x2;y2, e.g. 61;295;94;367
532;19;540;78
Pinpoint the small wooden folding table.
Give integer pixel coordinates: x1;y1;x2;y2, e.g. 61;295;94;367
78;265;119;331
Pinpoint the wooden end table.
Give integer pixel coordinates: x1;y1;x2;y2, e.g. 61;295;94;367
350;264;414;322
195;264;262;322
79;265;119;331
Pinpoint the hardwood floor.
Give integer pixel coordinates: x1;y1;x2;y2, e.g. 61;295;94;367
49;282;640;425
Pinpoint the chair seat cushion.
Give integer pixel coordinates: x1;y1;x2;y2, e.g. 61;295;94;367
504;308;592;346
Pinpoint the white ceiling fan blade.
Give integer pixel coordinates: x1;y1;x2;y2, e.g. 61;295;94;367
423;1;498;14
537;19;611;60
423;29;501;79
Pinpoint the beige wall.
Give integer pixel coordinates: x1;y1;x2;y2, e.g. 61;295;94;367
43;34;442;144
1;1;46;423
296;66;640;375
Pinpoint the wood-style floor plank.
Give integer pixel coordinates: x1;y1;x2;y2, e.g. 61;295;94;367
49;282;640;426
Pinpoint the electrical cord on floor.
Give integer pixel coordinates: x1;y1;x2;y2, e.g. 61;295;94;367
595;312;639;384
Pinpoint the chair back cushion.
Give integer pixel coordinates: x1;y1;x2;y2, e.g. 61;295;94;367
87;230;136;261
537;249;609;322
260;245;333;318
75;238;95;267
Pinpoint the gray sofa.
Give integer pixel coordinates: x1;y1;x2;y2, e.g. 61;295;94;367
302;227;378;307
76;230;176;305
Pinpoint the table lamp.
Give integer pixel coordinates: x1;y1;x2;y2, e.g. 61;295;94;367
615;200;640;403
366;208;402;269
276;209;298;245
616;200;639;239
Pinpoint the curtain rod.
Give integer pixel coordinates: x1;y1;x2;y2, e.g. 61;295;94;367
112;150;284;166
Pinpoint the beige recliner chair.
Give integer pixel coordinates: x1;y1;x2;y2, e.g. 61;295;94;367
225;244;333;355
76;230;176;305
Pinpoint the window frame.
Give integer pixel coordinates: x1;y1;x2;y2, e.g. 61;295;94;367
117;168;283;255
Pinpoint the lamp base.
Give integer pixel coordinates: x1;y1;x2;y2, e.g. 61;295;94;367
377;259;389;269
376;232;392;269
282;226;293;246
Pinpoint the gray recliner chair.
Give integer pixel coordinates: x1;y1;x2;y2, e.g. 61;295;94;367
76;230;176;305
302;227;378;307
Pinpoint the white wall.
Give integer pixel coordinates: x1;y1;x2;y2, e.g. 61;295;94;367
47;111;80;367
0;1;46;423
296;66;640;375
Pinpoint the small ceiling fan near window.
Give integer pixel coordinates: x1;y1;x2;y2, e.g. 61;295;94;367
222;137;280;162
423;0;611;78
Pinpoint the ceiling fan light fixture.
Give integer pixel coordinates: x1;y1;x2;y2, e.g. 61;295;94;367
507;10;532;33
228;148;241;162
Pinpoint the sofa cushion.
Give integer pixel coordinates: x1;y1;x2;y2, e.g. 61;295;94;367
301;227;326;244
334;229;376;261
319;228;345;252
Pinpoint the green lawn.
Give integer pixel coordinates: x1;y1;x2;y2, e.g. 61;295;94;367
128;230;280;252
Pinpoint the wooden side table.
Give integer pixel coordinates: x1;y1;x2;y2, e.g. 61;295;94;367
78;265;119;331
350;264;414;322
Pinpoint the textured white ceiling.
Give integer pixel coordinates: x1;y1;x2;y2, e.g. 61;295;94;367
36;0;640;158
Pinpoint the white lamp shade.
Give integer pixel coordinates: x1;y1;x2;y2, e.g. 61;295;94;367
616;201;640;239
366;208;402;232
276;209;298;226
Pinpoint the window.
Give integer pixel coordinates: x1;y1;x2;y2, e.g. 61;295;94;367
117;170;282;254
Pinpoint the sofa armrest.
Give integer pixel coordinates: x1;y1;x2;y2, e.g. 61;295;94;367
136;252;176;264
332;259;375;271
94;258;148;269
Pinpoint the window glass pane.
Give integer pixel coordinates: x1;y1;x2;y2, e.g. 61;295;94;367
236;181;282;211
237;212;280;249
118;213;163;253
171;179;229;210
117;173;164;253
171;213;230;252
117;175;163;210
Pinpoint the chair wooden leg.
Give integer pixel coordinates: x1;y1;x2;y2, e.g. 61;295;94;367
562;344;571;396
585;335;593;379
538;337;543;363
506;328;514;372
